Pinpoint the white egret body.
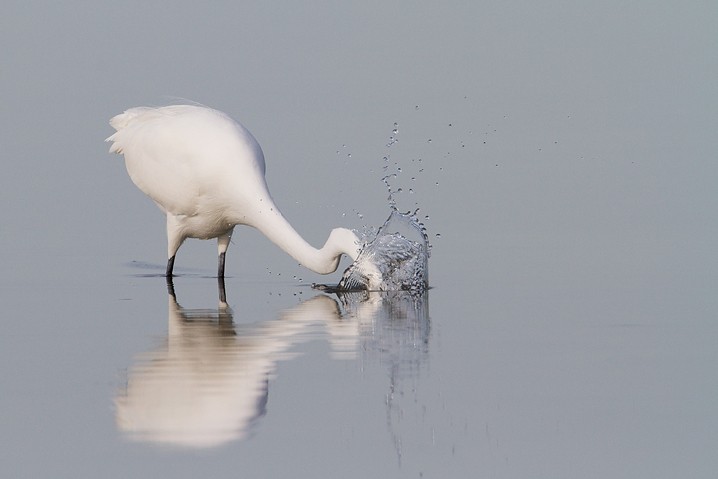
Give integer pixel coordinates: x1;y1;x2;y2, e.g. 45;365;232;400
107;105;359;277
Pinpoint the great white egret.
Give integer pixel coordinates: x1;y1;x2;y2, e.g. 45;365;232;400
107;104;360;278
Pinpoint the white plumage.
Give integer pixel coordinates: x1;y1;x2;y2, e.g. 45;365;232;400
107;104;359;277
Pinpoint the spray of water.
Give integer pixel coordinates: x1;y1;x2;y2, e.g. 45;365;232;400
331;122;431;293
338;208;430;292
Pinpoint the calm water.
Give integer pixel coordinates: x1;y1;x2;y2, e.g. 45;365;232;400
2;1;717;478
3;255;717;477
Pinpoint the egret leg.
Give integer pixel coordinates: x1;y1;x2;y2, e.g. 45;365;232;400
217;230;233;278
165;215;185;278
218;252;226;278
217;276;227;304
166;255;176;278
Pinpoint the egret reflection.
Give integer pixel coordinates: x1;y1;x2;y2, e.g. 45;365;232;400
115;278;429;449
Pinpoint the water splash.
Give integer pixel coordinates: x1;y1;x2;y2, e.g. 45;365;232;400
338;209;430;293
316;121;430;293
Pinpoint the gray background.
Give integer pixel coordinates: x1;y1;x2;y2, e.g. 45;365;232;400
1;1;716;478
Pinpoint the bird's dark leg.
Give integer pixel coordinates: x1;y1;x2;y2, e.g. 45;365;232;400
217;275;227;304
166;255;176;278
217;231;232;279
218;252;226;278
